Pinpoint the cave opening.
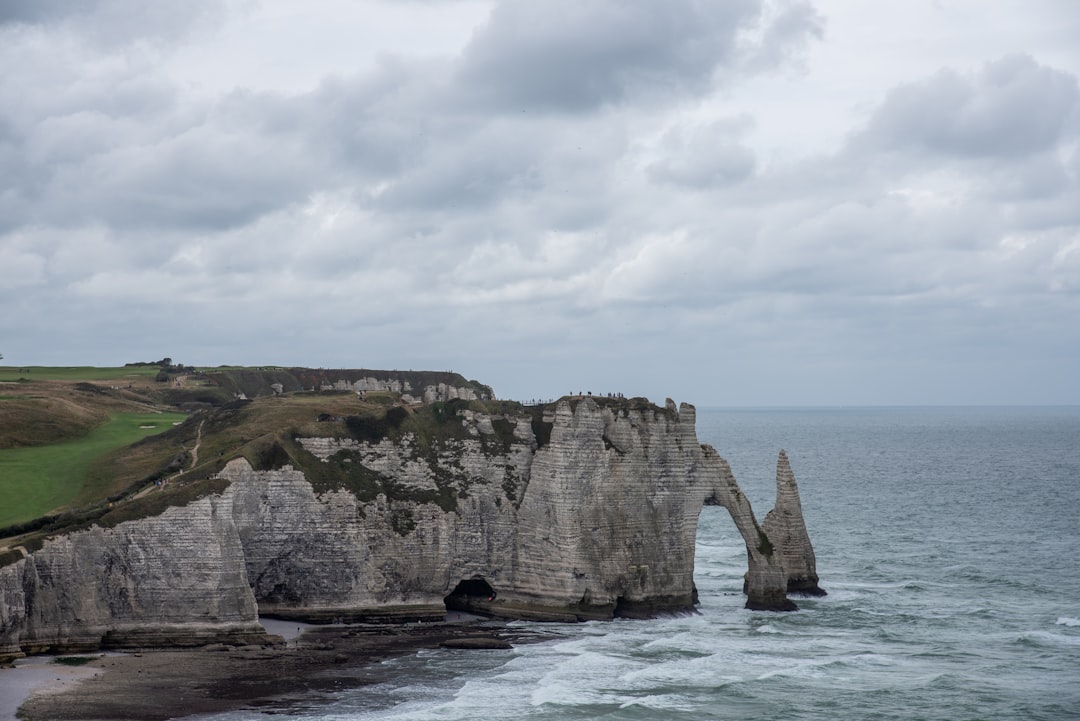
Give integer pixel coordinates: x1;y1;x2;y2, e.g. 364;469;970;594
444;577;496;615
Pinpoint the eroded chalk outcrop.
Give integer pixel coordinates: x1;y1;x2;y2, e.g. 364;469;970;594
763;450;825;596
0;396;822;663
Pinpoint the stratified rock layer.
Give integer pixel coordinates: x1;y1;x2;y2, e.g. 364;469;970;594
0;495;268;662
763;450;826;596
0;397;821;663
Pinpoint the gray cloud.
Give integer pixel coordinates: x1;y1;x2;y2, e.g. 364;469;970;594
0;0;102;24
455;0;772;112
737;0;824;72
647;119;757;188
859;54;1079;158
0;0;822;238
375;120;543;211
0;0;225;46
12;104;318;231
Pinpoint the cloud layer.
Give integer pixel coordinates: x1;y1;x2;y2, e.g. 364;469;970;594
1;0;1077;404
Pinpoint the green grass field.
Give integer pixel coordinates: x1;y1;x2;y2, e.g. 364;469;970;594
0;366;163;383
0;411;187;527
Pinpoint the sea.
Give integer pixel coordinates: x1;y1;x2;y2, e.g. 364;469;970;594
205;406;1080;721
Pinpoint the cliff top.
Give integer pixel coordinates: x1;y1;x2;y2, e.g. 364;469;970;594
0;367;476;543
0;365;679;563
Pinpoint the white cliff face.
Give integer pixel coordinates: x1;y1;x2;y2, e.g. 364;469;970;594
228;408;536;620
0;495;265;661
222;460;524;620
422;384;482;404
512;399;703;617
1;396;818;663
315;380;484;404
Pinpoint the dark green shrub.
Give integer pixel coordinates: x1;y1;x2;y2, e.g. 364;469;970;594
344;414;388;443
385;406;409;429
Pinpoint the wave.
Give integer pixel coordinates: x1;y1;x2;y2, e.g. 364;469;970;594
936;565;1051;593
617;693;694;712
1014;630;1080;647
620;664;744;694
824;579;950;593
1055;616;1080;627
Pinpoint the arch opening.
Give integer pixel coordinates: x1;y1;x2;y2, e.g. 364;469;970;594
444;577;496;615
694;504;753;611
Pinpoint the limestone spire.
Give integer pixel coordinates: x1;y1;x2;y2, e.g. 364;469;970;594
762;450;826;596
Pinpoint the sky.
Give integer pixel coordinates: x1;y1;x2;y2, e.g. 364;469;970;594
1;0;1078;406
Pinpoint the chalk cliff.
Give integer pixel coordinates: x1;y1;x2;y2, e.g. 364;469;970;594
0;496;267;659
0;395;821;664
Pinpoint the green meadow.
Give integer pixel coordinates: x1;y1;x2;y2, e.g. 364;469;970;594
0;411;187;527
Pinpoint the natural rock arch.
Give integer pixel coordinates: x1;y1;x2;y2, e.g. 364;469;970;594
703;448;825;609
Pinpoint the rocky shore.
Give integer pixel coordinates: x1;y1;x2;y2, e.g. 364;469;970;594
12;620;537;721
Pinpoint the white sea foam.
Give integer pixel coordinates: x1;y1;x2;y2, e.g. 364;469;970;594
621;650;722;685
617;693;694;711
1018;630;1080;647
754;661;826;681
528;679;602;708
1055;616;1080;627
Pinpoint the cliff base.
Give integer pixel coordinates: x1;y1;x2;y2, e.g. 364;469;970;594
16;622;545;721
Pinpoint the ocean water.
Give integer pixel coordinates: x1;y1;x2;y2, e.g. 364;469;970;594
208;407;1080;721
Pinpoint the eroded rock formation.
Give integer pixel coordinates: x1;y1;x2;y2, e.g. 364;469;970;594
0;396;822;664
763;450;825;596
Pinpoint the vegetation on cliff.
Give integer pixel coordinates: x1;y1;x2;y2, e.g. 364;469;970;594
0;366;816;658
0;363;685;574
0;365;541;564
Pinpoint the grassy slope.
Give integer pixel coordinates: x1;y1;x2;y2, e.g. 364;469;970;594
0;394;107;448
0;367;544;556
0;366;162;382
0;411;187;527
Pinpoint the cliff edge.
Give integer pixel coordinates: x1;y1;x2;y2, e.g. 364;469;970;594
1;386;822;664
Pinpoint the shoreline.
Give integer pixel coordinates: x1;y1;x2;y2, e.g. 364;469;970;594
1;658;102;721
8;617;538;721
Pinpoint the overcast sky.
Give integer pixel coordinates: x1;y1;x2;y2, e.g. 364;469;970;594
1;0;1078;405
